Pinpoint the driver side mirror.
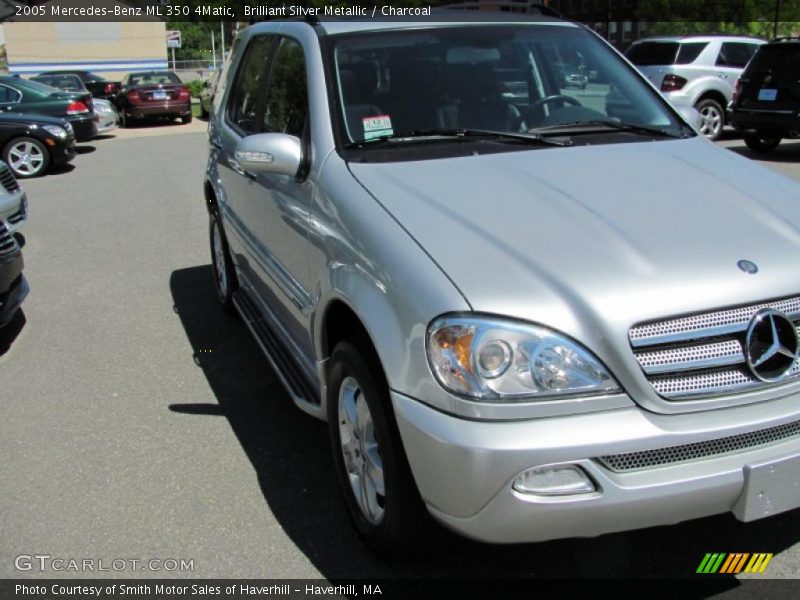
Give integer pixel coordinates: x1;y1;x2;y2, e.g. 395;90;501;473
234;133;303;177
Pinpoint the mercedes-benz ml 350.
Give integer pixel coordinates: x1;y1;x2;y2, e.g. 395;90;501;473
204;15;800;556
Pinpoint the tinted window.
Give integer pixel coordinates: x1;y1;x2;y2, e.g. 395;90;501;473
717;42;758;68
676;42;708;64
128;71;182;86
227;35;275;135
626;42;679;65
0;85;21;103
262;38;308;137
746;44;800;80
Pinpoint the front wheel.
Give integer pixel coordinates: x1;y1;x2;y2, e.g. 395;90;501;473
744;133;781;152
327;339;423;558
3;137;49;178
209;211;237;313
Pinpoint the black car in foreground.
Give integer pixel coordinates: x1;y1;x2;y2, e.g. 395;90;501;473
0;112;77;178
0;219;27;328
0;75;98;142
729;37;800;152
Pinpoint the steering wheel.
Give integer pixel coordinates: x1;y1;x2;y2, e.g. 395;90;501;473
520;94;583;130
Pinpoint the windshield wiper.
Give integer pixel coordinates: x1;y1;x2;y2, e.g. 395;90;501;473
528;120;687;139
344;128;572;148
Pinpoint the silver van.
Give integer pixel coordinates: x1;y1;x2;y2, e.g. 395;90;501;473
205;17;800;556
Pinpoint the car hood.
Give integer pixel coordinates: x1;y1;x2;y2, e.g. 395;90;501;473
348;138;800;342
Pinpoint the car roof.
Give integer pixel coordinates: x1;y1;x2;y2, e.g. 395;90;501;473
633;35;765;44
243;15;576;38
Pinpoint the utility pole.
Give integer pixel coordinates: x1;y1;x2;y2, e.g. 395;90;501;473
220;23;226;66
211;30;216;70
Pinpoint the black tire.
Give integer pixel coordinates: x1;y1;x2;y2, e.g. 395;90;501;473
695;97;725;140
3;136;50;178
327;338;424;558
209;210;237;314
744;133;781;152
182;112;193;124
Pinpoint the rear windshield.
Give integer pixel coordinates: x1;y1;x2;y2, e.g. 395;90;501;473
747;44;800;79
626;41;708;66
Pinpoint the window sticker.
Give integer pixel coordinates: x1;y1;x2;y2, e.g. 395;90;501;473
362;115;394;140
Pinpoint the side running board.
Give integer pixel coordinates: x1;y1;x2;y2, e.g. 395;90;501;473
233;289;324;419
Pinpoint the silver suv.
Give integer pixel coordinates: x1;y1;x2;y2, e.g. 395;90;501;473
626;35;765;140
206;17;800;556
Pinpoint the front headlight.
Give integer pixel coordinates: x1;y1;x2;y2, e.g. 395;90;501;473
427;316;620;401
42;125;68;138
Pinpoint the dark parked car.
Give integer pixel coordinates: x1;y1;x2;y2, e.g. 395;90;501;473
0;112;77;178
41;70;121;99
0;76;98;142
729;37;800;152
114;70;192;127
0;218;27;328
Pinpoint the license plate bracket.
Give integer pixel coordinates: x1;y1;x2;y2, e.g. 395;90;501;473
733;451;800;522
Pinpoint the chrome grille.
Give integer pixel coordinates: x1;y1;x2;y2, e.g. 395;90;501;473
0;163;20;193
598;419;800;472
630;296;800;400
7;209;25;225
0;222;17;256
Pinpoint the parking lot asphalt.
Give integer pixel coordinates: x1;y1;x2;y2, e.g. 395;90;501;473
2;124;800;589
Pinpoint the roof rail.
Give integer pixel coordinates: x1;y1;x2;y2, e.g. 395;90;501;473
439;1;562;18
771;36;800;43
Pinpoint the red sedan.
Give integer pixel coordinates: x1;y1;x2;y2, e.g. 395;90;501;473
114;70;192;127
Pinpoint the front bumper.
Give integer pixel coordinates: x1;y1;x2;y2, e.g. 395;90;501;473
392;390;800;543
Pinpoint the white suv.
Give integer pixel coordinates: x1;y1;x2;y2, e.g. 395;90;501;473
626;36;765;140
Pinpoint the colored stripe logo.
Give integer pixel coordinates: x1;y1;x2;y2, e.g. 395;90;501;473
697;553;773;574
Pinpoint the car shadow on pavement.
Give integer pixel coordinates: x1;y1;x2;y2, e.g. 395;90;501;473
169;265;799;589
725;140;800;163
0;309;26;356
75;145;96;155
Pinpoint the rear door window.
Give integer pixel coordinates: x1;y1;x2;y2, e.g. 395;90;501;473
626;42;679;65
675;42;708;64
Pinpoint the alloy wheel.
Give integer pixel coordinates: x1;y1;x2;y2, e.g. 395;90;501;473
8;141;45;176
212;221;228;297
338;375;385;525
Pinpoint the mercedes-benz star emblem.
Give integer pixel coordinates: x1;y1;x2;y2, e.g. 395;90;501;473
745;309;800;382
737;260;758;274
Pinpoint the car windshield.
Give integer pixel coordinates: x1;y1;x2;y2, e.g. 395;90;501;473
128;71;182;86
329;24;683;147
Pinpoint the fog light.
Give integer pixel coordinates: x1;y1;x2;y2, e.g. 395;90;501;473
513;465;595;496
